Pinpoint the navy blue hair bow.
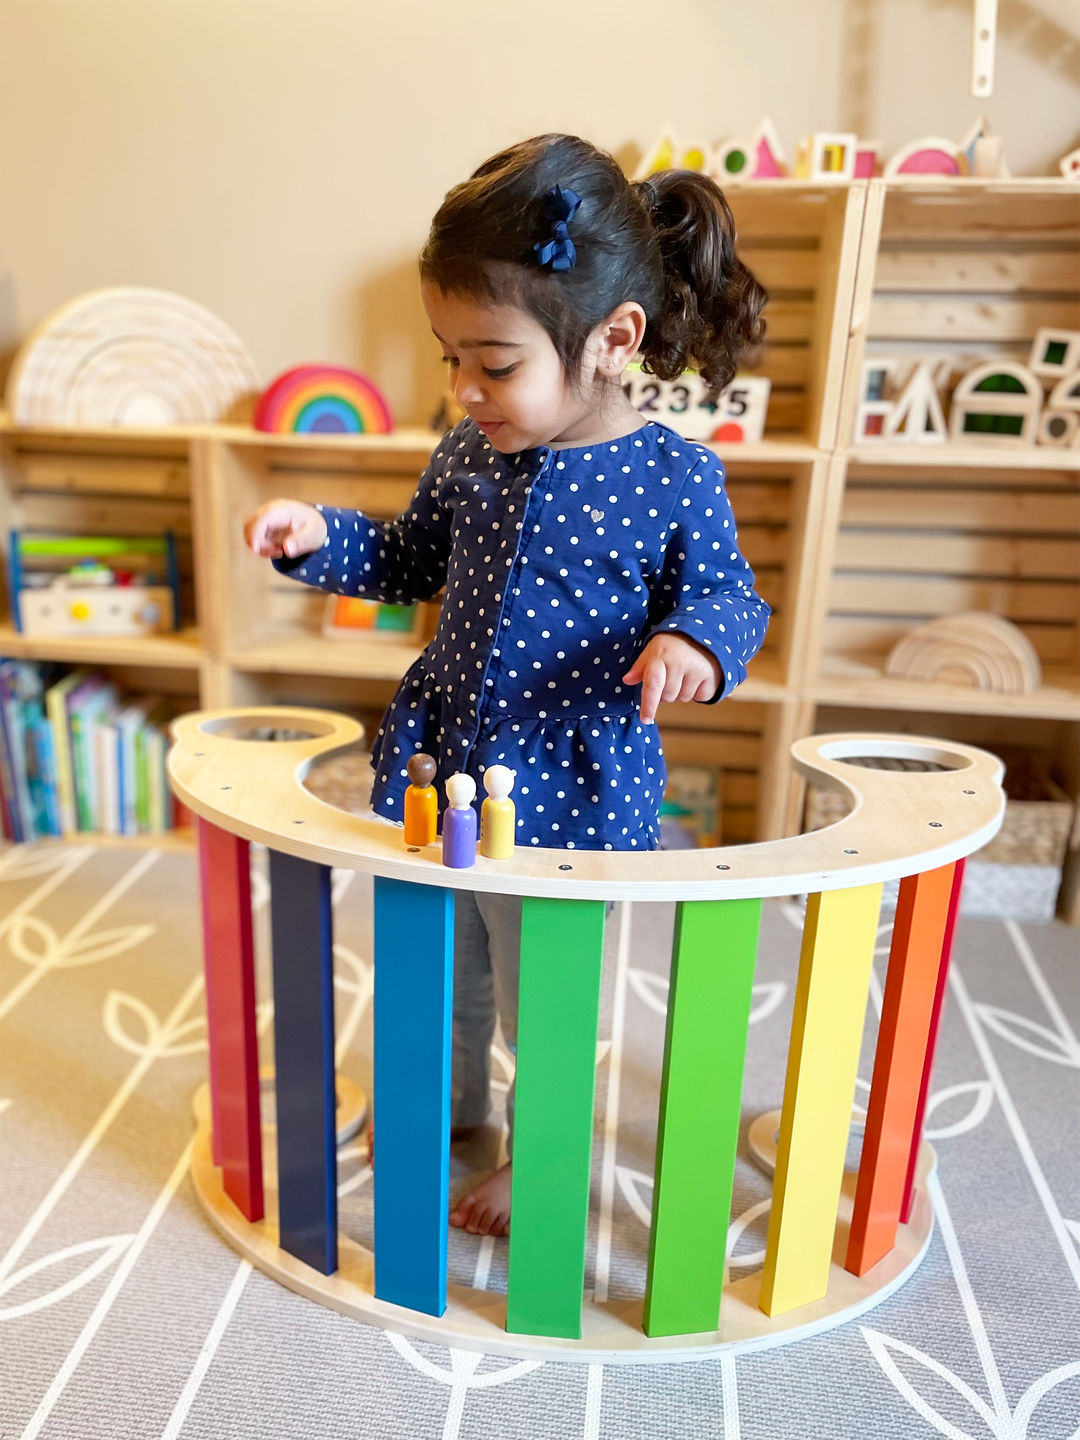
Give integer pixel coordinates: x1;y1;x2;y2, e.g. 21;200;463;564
533;185;581;271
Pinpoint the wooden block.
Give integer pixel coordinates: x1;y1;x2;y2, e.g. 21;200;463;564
197;818;263;1221
845;863;956;1276
507;897;605;1339
372;877;454;1316
269;849;337;1275
901;859;966;1224
759;883;881;1317
644;898;761;1337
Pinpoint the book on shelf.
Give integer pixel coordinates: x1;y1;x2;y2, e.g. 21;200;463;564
0;658;192;842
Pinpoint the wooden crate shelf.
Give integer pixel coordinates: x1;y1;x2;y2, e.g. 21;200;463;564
3;180;1079;878
728;182;865;451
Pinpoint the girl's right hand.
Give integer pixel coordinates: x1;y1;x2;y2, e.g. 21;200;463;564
243;499;328;560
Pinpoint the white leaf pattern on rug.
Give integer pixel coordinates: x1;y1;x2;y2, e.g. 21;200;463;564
615;1168;771;1269
0;1235;133;1322
974;1005;1080;1067
627;968;786;1024
862;1326;1007;1439
0;846;85;882
7;915;156;970
925;1082;996;1140
385;1333;545;1440
103;988;211;1059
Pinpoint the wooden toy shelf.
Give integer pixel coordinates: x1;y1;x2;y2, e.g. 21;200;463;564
1;179;1077;905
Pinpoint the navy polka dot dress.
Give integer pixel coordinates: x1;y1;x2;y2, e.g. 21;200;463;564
275;419;770;851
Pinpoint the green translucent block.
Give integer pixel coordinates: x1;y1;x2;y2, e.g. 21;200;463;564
506;896;605;1339
644;898;762;1338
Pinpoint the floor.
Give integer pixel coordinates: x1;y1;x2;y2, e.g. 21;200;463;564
0;839;1077;1439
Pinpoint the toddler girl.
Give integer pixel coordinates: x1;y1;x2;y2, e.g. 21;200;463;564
245;133;769;1237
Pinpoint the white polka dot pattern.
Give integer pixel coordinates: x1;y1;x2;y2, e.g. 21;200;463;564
274;419;770;850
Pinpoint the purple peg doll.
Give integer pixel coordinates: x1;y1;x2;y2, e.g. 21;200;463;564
442;772;477;869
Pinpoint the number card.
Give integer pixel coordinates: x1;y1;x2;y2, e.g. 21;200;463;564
322;595;426;643
622;370;770;442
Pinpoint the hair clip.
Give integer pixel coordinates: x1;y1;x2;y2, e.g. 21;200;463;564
534;185;581;272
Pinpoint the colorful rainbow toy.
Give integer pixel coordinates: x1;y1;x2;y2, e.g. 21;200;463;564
253;365;393;435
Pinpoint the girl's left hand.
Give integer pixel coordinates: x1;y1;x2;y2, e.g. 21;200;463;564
622;633;722;725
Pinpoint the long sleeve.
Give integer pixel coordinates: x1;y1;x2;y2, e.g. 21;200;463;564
647;453;771;702
273;450;453;604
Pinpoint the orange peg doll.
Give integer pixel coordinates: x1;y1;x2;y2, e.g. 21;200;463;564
480;764;516;859
403;752;438;846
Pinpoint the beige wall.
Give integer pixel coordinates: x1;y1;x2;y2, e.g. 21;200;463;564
1;0;1077;425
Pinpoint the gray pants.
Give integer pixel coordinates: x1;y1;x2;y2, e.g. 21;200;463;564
451;891;521;1146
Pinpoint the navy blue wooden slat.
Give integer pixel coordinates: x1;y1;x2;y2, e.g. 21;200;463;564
268;849;337;1275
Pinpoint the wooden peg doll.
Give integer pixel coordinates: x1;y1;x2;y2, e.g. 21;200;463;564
442;772;477;869
403;752;438;846
480;764;516;859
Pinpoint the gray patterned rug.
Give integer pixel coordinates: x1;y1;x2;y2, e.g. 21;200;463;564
0;840;1077;1439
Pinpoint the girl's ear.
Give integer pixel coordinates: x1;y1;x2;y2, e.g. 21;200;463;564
591;301;647;379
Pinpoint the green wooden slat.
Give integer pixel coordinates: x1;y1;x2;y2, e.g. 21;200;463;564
506;896;605;1338
643;897;762;1337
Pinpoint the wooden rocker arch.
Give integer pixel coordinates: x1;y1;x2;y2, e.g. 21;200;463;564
170;707;1005;1362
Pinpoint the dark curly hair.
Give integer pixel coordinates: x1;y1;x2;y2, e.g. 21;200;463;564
419;133;767;398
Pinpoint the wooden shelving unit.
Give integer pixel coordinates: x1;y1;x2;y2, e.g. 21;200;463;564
2;178;1077;914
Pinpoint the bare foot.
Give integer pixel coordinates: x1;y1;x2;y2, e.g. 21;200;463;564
449;1163;512;1237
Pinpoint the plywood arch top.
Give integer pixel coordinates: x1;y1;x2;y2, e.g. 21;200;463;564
168;707;1005;902
5;287;261;426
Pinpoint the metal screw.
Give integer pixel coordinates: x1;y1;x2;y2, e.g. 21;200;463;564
963;789;975;795
407;847;420;854
559;863;573;871
194;752;205;757
220;785;231;791
929;821;942;827
844;848;859;855
716;864;730;871
293;819;304;825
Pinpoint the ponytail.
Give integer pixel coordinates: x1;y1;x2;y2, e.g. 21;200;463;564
632;170;767;396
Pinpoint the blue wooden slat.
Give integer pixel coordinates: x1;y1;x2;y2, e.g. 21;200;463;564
373;876;454;1316
268;849;337;1275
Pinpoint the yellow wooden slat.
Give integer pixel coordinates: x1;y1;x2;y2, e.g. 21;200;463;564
759;884;882;1317
833;533;1080;581
868;296;1080;342
874;248;1079;294
822;615;1078;665
830;572;1079;619
842;485;1080;534
736;247;821;291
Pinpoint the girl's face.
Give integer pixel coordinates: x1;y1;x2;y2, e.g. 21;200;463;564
422;283;644;453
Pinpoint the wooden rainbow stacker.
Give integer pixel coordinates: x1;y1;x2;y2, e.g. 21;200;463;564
169;707;1004;1363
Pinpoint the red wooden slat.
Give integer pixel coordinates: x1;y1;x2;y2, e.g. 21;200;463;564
197;817;263;1221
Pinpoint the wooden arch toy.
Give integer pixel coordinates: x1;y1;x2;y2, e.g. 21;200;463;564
885;612;1042;695
170;707;1004;1362
948;360;1042;444
4;287;260;426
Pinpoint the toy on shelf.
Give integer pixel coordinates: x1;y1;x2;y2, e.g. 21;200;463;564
8;533;180;637
633;127;710;180
1039;370;1080;447
882;361;947;443
254;365;392;435
885;612;1042;695
480;764;516;859
949;361;1042;444
441;772;477;869
4;287;260;426
1028;328;1080;381
957;117;1009;177
884;137;962;178
658;765;720;849
794;132;858;182
403;753;438;847
322;595;425;644
1060;146;1080;181
622;365;770;442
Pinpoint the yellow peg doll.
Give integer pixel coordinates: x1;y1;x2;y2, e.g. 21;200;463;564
403;752;438;846
480;764;516;859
